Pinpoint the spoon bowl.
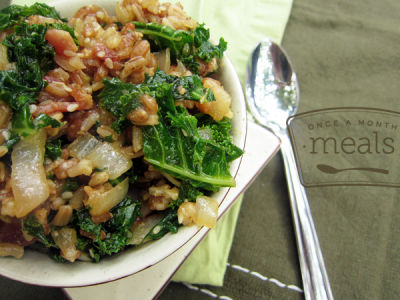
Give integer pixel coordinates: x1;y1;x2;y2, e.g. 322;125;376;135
246;40;298;133
246;39;333;300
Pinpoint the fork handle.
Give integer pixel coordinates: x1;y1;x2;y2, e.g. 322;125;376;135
280;133;334;300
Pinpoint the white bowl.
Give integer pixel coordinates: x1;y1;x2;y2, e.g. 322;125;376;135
0;0;247;287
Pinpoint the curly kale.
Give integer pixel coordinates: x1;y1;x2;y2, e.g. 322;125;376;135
133;22;227;74
0;3;65;31
98;70;215;132
73;197;141;261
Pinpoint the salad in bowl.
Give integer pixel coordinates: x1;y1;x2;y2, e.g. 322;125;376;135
0;0;246;286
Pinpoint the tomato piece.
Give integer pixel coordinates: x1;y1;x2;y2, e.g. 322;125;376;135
45;28;78;55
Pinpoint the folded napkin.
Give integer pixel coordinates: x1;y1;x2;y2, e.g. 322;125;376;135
280;0;400;298
170;0;293;286
10;0;292;287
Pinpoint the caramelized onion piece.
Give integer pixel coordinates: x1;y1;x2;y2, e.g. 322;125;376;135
11;129;49;218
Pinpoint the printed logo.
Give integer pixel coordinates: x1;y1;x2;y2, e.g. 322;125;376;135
287;107;400;187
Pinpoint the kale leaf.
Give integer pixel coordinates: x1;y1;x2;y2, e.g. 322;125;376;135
0;3;65;31
0;21;72;146
197;114;244;162
142;209;179;243
45;139;62;161
98;77;142;133
169;181;202;209
142;96;236;191
133;22;227;74
133;22;193;62
193;24;227;63
73;197;141;261
98;71;214;132
23;214;55;248
11;104;62;138
145;70;214;103
105;197;141;230
1;23;55;111
75;209;102;240
99;72;238;191
1;22;77;111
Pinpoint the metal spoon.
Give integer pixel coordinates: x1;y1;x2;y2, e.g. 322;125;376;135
246;39;334;300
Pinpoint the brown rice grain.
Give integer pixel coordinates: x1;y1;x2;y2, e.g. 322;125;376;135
51;205;73;226
89;171;109;187
67;159;94;177
132;126;142;152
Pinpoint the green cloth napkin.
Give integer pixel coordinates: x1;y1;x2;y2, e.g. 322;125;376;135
10;0;292;287
167;0;293;286
281;0;400;298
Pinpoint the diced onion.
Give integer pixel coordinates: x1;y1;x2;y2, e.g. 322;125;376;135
68;187;86;210
86;178;129;216
0;243;24;259
68;133;99;159
86;142;132;180
154;48;170;72
80;111;100;133
194;195;218;229
51;205;73;226
197;78;233;121
11;129;49;218
51;227;81;262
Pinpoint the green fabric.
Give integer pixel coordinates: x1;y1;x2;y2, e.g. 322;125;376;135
9;0;293;287
281;0;400;298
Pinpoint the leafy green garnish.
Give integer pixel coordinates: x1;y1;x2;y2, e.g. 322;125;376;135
45;139;62;161
99;71;239;191
0;3;65;31
142;209;179;243
0;20;74;147
1;23;55;111
193;24;227;62
48;248;68;263
3;131;20;149
169;181;202;209
143;102;236;191
23;214;55;248
73;197;141;261
104;197;141;233
108;174;126;187
103;135;114;143
197;114;244;162
98;77;142;133
11;104;61;138
133;22;227;74
98;71;214;132
145;70;214;103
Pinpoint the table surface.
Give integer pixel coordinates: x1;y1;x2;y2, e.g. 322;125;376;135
1;0;400;299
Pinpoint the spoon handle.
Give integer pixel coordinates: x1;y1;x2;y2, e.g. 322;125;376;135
280;133;334;300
